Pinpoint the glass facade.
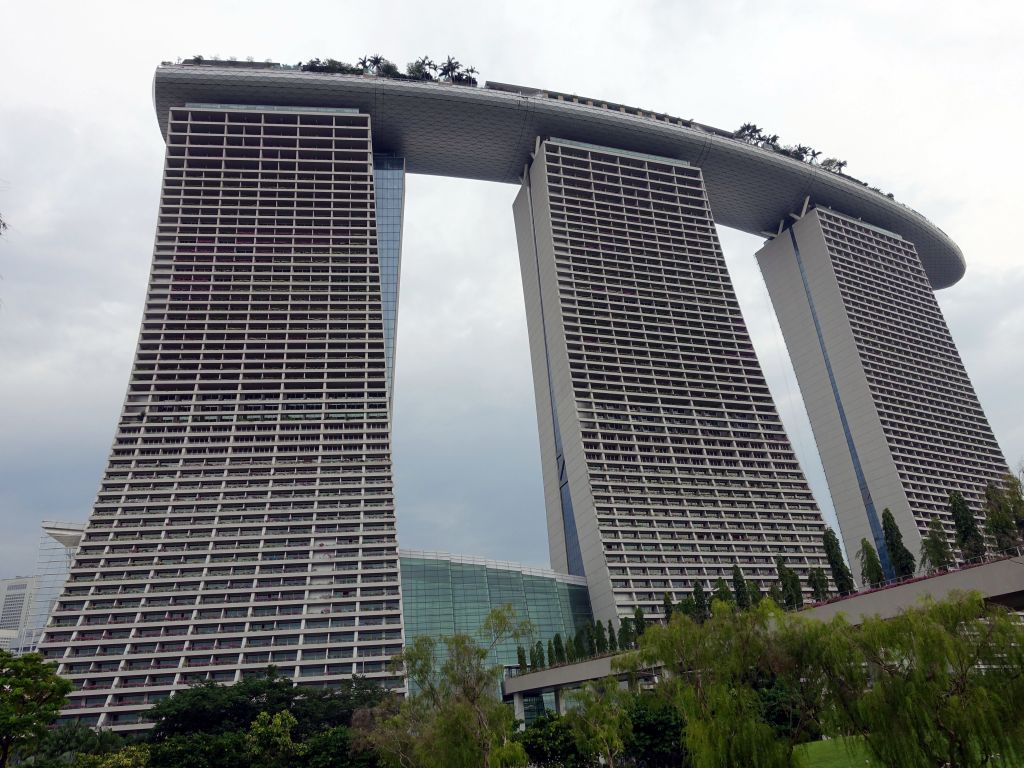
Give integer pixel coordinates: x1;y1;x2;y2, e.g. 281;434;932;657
399;551;593;672
373;155;405;407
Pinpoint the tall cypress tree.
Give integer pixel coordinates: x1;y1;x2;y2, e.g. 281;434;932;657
919;518;953;573
547;639;555;667
693;582;709;624
950;490;985;561
516;645;527;671
882;508;916;577
775;556;803;610
566;636;577;663
618;617;633;650
732;564;751;610
633;605;647;637
594;620;608;654
662;592;674;623
606;620;618;652
534;640;546;668
553;633;566;664
858;538;886;587
985;482;1019;552
807;567;829;601
823;527;855;594
713;577;734;605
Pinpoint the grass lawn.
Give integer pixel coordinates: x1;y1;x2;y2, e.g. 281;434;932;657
796;737;878;767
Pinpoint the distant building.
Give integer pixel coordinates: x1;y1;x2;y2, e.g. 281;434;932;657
0;576;38;653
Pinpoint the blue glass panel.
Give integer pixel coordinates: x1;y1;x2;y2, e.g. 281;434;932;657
373;155;405;408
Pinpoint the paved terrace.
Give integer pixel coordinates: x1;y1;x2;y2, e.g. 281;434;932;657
503;553;1024;707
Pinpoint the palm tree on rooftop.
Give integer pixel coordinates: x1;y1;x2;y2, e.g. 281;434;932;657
439;56;461;82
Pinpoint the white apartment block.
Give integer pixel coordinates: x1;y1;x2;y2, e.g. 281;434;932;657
757;207;1008;578
37;104;404;729
515;139;832;622
0;576;38;653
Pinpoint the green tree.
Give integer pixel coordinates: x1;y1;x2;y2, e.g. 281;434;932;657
623;691;687;767
632;605;646;637
149;732;248;768
519;712;595;768
822;527;855;594
627;600;821;768
566;636;578;664
547;640;555;668
775;557;803;610
73;745;150;768
692;582;709;624
594;621;608;655
579;625;595;658
245;710;302;768
919;517;954;572
574;628;587;659
712;578;733;606
749;581;764;605
857;538;885;587
606;621;617;653
529;643;541;671
767;581;784;606
662;592;674;623
553;634;566;665
1008;471;1024;539
881;508;916;577
985;481;1019;551
826;593;1024;768
951;490;986;561
405;56;437;80
303;725;376;768
149;668;381;742
568;678;631;768
617;618;633;651
516;645;527;671
360;606;530;768
731;564;751;610
807;567;829;602
0;651;73;768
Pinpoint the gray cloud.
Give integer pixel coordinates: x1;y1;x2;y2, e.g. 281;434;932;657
1;0;1022;577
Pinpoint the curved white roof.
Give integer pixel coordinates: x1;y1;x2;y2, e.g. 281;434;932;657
154;64;965;289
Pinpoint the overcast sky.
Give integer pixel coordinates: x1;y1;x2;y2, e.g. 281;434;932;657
1;1;1022;578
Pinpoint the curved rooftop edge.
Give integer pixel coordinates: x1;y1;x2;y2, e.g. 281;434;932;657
153;64;965;289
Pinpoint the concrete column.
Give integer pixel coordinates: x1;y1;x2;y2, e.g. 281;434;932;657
553;688;565;715
513;692;525;728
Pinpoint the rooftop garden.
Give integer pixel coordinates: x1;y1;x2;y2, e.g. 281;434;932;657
735;122;897;200
180;53;480;86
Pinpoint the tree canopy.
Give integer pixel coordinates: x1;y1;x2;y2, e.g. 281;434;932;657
0;651;72;768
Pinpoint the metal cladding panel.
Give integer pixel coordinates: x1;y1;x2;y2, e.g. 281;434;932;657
154;65;965;289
